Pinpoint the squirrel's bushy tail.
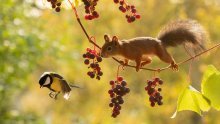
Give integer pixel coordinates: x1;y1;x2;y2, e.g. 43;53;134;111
158;20;207;51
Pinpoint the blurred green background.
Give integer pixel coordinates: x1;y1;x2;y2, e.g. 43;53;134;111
1;0;220;124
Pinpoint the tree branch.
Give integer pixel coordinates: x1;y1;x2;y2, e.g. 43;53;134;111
68;0;220;72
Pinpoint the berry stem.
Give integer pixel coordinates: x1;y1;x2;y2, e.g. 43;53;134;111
116;65;122;79
90;36;96;51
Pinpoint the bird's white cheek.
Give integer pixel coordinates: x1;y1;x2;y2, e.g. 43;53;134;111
44;78;50;85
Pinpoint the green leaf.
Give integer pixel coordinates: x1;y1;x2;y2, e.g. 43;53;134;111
202;73;220;110
201;65;219;93
171;86;210;118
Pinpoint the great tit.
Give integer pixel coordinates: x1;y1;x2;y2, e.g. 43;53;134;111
39;72;79;100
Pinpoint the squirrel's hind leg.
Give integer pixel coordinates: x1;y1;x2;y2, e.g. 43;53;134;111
156;46;178;71
141;56;152;67
124;59;129;65
135;57;142;72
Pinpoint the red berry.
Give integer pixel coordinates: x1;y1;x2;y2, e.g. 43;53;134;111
152;80;157;85
150;102;155;107
130;16;135;22
97;57;102;62
121;81;127;86
82;54;87;58
158;88;162;92
84;59;90;65
117;76;123;82
127;18;132;23
92;11;99;18
119;6;126;13
154;77;160;82
98;71;103;76
110;93;115;98
84;15;89;20
114;0;119;3
131;9;136;13
96;76;100;80
119;1;124;5
125;88;130;93
135;14;141;19
158;80;163;85
55;7;61;12
108;90;113;94
148;80;152;85
110;80;115;85
109;103;114;107
90;73;95;78
56;2;61;6
149;96;154;102
88;15;93;20
52;4;56;8
85;9;90;14
145;86;149;91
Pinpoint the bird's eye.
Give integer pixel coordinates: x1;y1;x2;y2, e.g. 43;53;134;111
107;46;112;51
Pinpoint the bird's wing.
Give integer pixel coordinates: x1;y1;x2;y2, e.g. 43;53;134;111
60;79;72;93
60;79;72;100
51;73;64;79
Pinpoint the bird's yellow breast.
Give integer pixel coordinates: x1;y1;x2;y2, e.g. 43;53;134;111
51;77;62;92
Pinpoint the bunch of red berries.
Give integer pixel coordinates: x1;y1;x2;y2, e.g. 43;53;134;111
145;77;163;107
113;0;140;23
47;0;62;12
82;0;99;20
83;48;103;80
108;76;130;118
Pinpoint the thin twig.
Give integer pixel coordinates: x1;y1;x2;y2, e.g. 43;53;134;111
68;0;220;72
68;0;101;49
177;42;220;65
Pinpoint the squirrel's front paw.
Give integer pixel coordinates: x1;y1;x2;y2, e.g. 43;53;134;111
170;62;178;71
135;66;140;72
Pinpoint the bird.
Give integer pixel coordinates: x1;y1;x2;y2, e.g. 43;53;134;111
39;72;80;100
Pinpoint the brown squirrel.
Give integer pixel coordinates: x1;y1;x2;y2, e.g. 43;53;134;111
101;20;207;72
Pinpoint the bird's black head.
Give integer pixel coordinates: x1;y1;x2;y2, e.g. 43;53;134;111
39;73;52;88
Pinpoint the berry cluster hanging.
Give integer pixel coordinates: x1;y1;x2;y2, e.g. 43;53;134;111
145;78;163;107
108;76;130;118
83;48;103;80
46;0;62;12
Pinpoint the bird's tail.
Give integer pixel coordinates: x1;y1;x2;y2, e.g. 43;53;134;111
69;84;81;88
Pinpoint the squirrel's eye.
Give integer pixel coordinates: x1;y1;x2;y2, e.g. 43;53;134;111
107;46;112;51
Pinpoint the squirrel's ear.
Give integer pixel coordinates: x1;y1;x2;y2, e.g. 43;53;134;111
112;36;119;46
104;34;110;42
112;36;118;42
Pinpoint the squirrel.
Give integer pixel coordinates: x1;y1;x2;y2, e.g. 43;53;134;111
100;19;207;72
